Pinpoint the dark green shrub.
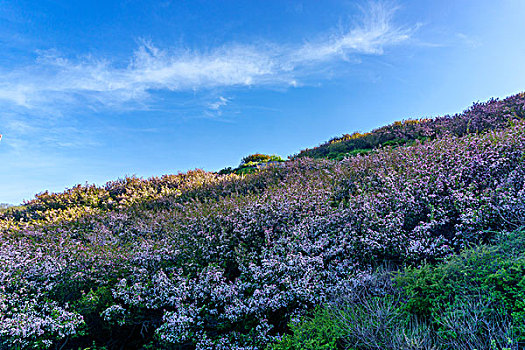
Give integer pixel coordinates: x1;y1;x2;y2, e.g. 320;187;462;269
218;167;234;175
382;138;408;147
347;148;372;156
396;230;525;344
268;307;344;350
72;286;114;329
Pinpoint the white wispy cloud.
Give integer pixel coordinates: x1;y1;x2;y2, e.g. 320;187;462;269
208;96;230;111
0;1;412;113
292;1;409;63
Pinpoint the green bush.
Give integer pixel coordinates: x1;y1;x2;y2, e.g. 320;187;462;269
382;138;408;147
268;307;344;350
396;230;525;344
241;153;272;164
72;286;114;328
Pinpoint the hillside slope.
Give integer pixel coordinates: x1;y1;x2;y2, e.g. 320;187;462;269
1;93;525;349
294;92;525;160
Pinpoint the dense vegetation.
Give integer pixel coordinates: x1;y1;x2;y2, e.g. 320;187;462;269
1;92;525;349
273;231;525;350
294;93;525;160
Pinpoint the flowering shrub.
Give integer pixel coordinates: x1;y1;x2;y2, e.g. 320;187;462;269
0;287;84;349
2;94;525;348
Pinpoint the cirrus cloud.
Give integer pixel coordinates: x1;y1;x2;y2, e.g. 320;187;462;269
0;1;413;114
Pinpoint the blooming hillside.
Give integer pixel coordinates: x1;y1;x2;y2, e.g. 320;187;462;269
1;93;525;349
294;92;525;160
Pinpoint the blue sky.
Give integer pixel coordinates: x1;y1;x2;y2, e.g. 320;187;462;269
1;0;524;204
